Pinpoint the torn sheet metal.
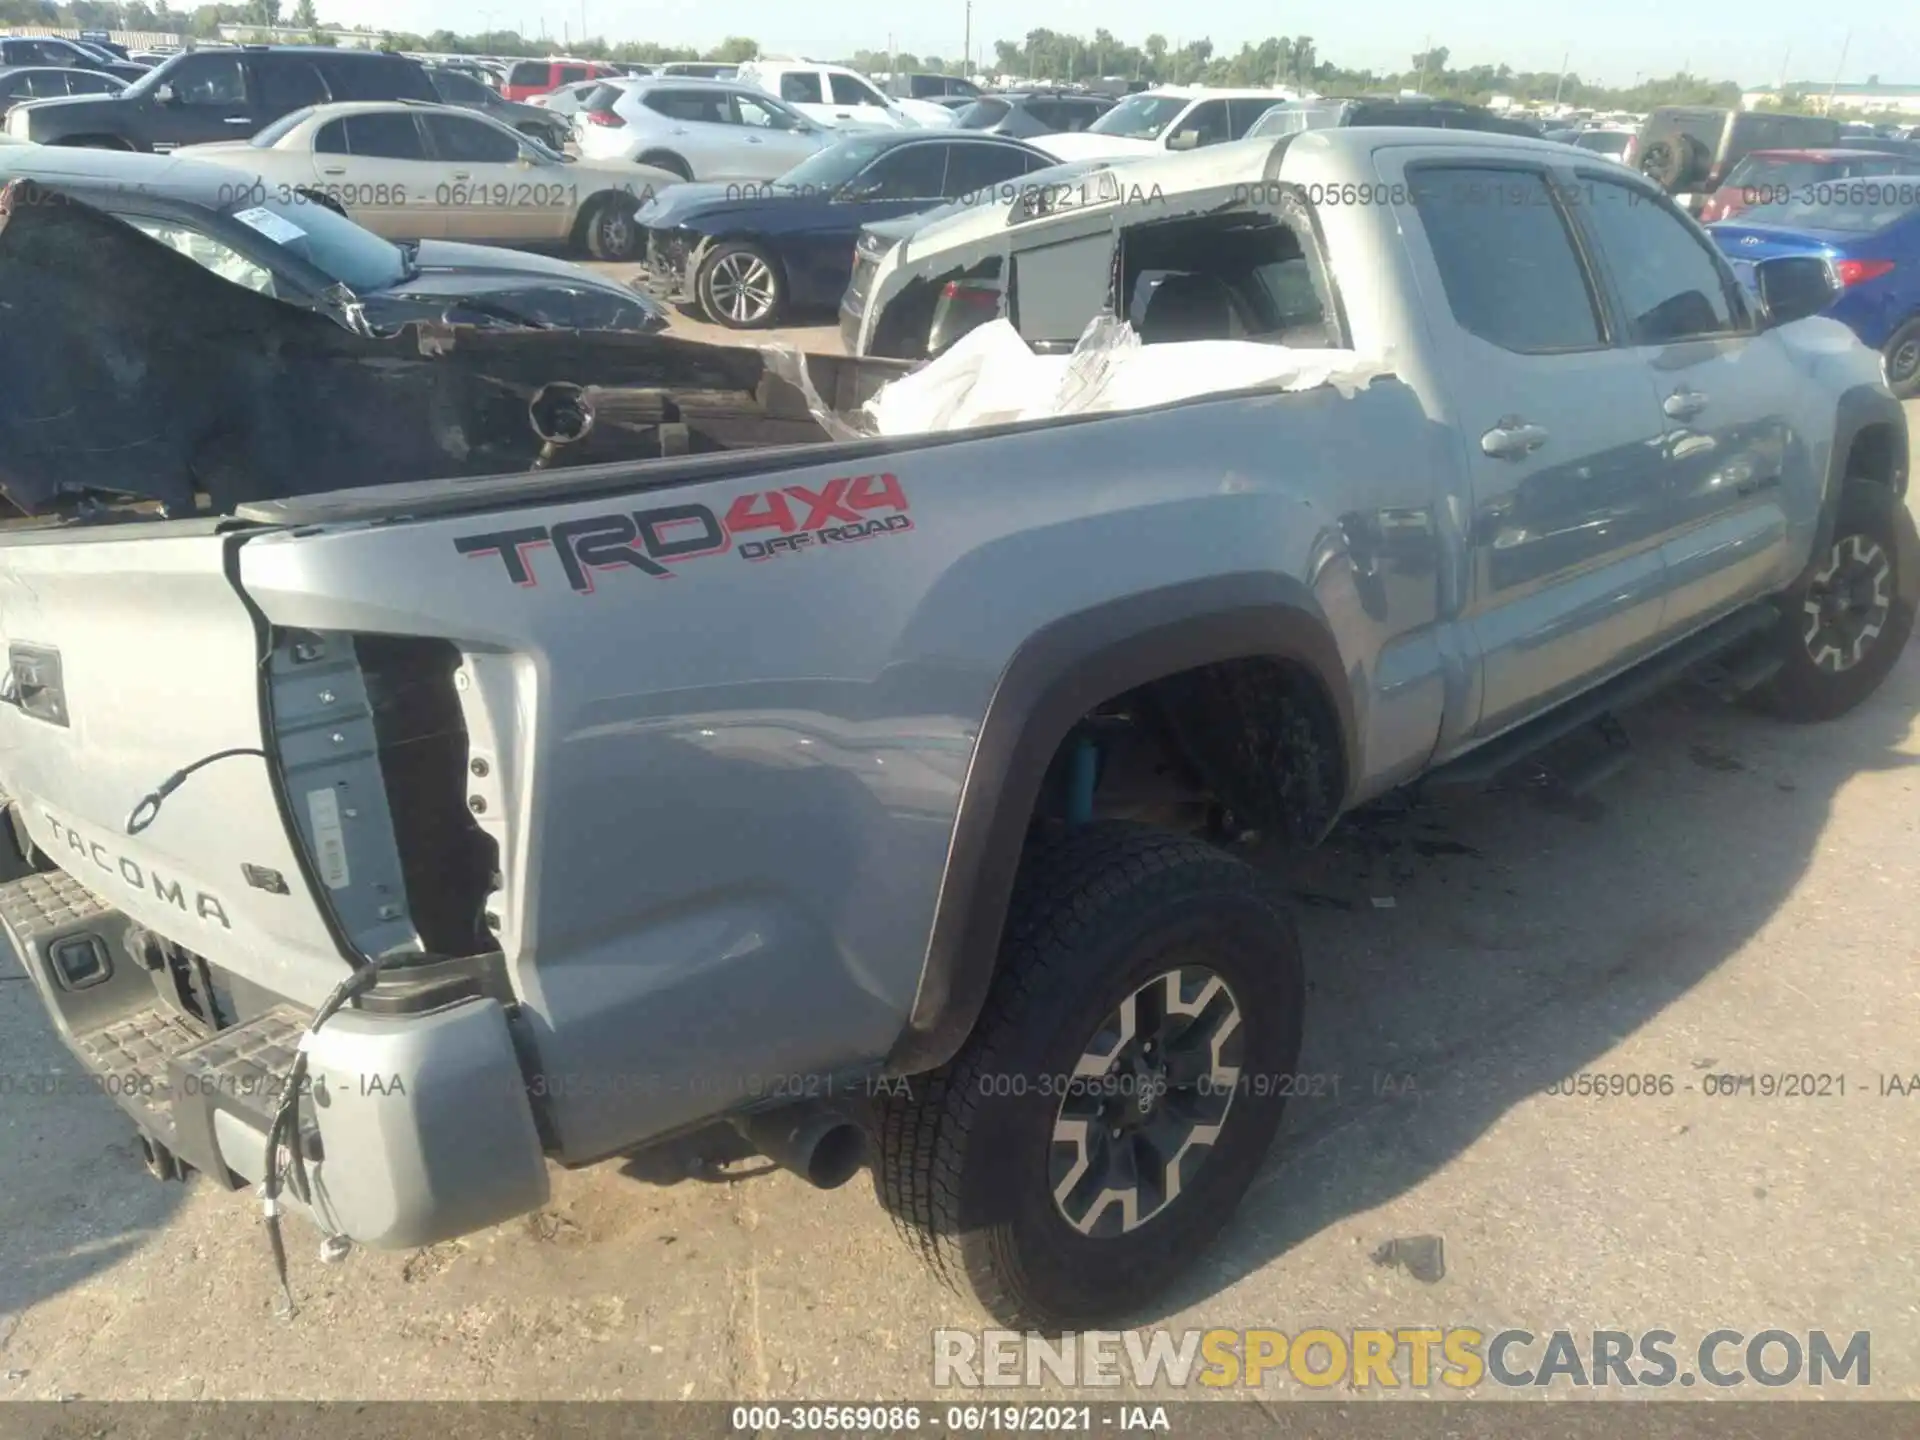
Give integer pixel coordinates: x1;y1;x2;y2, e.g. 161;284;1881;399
860;316;1396;436
0;179;904;517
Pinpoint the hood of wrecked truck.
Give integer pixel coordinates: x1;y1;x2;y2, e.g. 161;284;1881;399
0;177;889;517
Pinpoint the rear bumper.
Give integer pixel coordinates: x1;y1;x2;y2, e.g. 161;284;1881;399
2;862;550;1248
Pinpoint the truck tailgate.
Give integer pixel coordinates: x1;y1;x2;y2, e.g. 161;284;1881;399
0;525;349;1005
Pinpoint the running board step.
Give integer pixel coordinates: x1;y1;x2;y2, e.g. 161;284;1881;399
1426;603;1781;788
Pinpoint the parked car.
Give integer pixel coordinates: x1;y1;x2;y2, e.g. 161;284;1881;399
4;46;437;151
424;64;570;151
573;77;830;183
841;156;1109;356
1;125;1906;1337
0;144;667;332
1246;96;1539;140
0;64;123;119
634;130;1054;327
1625;107;1843;213
1699;148;1920;225
498;57;619;102
659;61;739;80
178;101;681;260
0;34;125;72
734;58;954;130
1034;86;1295;162
528;77;607;120
1709;177;1920;396
887;73;984;103
1567;126;1635;160
953;89;1114;139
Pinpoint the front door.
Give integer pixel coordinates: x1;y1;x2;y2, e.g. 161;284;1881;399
420;111;550;242
150;51;259;149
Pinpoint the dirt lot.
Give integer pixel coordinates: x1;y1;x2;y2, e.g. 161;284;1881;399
0;368;1916;1402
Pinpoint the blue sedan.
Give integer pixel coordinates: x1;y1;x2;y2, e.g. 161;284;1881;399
1709;178;1920;397
632;130;1054;328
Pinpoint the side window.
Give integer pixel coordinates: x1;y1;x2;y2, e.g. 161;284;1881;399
72;72;121;94
1225;98;1270;139
1579;178;1740;342
423;113;521;165
168;54;248;106
780;72;823;104
507;61;547;87
26;39;76;66
1009;233;1114;347
830;72;884;106
942;143;1033;199
1411;165;1603;353
850;143;947;200
315;118;348;154
1024;101;1063;129
647;88;726;124
338;111;427;160
433;70;490;104
122;216;277;297
732;94;796;130
1175;100;1231;147
557;65;588;85
0;72;30;101
257;60;330;113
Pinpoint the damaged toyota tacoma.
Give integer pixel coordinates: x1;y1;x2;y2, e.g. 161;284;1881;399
0;129;1913;1330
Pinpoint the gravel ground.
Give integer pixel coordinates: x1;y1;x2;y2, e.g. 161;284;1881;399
0;368;1916;1405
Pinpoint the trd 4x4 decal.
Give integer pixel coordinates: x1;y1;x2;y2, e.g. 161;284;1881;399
454;472;911;594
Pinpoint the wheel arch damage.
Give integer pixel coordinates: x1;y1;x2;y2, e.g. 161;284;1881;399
888;573;1355;1076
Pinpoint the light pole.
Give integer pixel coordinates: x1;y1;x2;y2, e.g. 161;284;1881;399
962;0;970;78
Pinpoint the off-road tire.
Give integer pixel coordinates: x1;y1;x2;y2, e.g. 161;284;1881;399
1747;484;1914;721
872;822;1304;1330
1640;133;1703;192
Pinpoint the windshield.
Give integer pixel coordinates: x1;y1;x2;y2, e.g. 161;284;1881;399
1246;104;1312;138
1087;93;1188;139
223;194;408;291
955;98;1010;129
250;106;317;147
1732;180;1920;234
775;134;897;192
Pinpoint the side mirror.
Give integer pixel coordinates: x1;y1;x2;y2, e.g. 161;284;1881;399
1753;254;1839;329
1167;128;1200;151
152;81;175;104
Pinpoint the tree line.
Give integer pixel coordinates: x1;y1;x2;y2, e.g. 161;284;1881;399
0;3;1746;109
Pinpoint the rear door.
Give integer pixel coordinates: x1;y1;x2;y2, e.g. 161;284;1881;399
253;53;331;125
1391;152;1675;739
310;110;444;238
1570;171;1807;632
154;51;260;148
827;70;899;128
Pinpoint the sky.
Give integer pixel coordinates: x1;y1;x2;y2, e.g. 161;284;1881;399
313;0;1917;91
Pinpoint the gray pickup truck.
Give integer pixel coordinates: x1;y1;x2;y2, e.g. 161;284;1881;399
0;127;1913;1332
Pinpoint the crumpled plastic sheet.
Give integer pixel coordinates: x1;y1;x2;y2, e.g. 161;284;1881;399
757;315;1395;441
860;315;1396;435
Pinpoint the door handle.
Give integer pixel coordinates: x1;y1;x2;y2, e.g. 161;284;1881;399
747;135;762;143
223;115;252;125
1480;419;1550;460
1663;389;1709;420
321;166;346;175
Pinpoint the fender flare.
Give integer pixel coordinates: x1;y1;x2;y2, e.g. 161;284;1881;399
1802;384;1912;596
884;572;1356;1076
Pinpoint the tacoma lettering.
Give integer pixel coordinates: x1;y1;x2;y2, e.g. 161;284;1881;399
41;813;233;929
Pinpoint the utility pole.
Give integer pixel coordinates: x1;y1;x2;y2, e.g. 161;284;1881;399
579;0;587;48
1826;29;1851;116
1415;33;1431;94
962;0;970;78
1552;49;1568;105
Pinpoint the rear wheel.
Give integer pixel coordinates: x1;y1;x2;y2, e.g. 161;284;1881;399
581;193;642;261
1882;318;1920;400
873;823;1304;1330
1747;485;1914;721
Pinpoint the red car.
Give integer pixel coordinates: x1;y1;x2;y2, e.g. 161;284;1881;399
500;57;619;102
1700;147;1920;223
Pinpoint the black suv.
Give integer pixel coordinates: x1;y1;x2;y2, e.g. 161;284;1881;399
423;64;570;151
954;89;1116;139
1625;107;1842;210
5;46;436;151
